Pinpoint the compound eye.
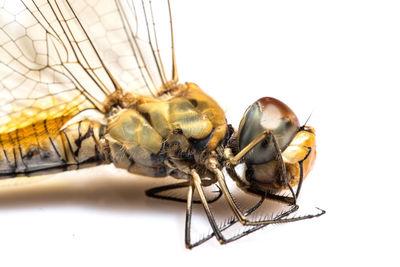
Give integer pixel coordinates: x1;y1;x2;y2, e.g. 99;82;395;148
237;97;300;165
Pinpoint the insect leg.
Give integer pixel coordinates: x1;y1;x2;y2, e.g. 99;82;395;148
184;179;221;248
145;181;222;204
186;193;267;248
230;145;313;206
215;204;300;245
146;181;189;203
188;169;228;246
228;131;272;166
226;164;294;205
228;130;297;203
184;181;196;248
269;131;297;203
209;160;325;226
294;146;312;198
247;144;313;203
189;196;302;246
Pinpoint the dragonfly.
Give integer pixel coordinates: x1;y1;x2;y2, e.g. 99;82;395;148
0;0;324;248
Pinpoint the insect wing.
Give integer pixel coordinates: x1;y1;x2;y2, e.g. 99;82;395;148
0;0;108;133
0;0;177;134
69;0;178;96
59;0;177;97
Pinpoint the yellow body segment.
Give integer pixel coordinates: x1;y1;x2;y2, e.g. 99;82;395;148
137;96;213;140
106;83;228;175
176;83;227;151
0;116;107;176
168;97;213;139
107;109;163;154
0;117;69;175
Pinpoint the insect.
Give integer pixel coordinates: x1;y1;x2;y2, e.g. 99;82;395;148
0;0;324;248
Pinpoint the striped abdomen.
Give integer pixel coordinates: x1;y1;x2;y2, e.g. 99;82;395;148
0;117;110;178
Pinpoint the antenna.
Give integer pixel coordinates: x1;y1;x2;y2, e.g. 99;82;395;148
301;110;313;129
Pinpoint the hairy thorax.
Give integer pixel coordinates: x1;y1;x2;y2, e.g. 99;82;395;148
104;83;228;179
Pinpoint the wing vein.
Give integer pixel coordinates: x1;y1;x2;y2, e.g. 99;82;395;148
116;0;157;96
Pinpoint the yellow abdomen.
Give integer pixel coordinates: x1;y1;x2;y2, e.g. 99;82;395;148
0;117;108;177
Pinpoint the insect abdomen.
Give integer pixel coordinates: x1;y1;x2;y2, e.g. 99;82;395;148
0;118;109;178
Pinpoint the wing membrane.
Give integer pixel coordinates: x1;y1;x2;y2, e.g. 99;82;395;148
69;0;177;95
0;0;177;134
0;0;111;133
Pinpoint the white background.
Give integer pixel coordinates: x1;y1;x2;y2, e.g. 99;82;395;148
0;0;399;266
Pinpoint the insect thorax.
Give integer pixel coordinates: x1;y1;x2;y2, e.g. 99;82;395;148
104;83;228;179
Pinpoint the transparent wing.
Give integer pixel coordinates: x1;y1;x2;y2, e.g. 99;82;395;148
0;0;177;134
69;0;178;96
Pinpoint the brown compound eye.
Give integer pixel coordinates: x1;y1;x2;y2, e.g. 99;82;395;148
237;97;300;165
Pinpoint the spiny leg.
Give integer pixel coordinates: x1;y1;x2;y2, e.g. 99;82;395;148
295;146;312;198
219;204;301;244
186;194;266;248
188;195;305;247
184;177;228;248
210;160;325;226
186;169;315;248
187;194;269;247
185;169;232;247
226;129;316;211
185;181;197;248
146;181;222;204
186;132;320;246
244;144;313;203
243;145;313;204
270;131;297;203
229;130;297;203
185;167;320;247
226;163;296;206
146;182;189;203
